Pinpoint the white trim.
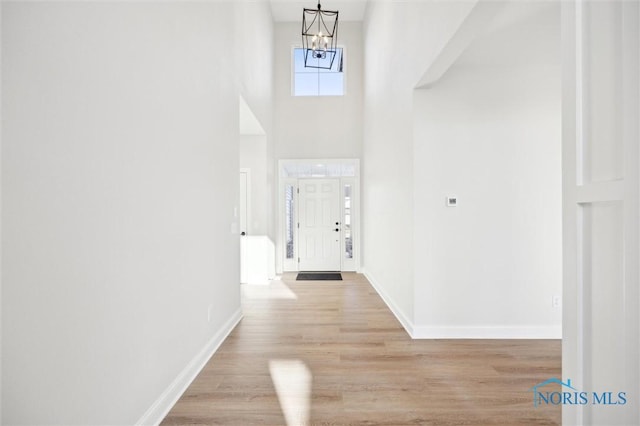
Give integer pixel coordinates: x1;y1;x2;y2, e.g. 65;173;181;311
363;268;562;340
411;325;562;340
239;168;251;236
278;159;361;273
135;309;243;426
362;268;414;337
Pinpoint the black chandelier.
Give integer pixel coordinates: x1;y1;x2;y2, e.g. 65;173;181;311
301;3;339;69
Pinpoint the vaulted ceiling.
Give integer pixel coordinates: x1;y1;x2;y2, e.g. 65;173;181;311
269;0;368;22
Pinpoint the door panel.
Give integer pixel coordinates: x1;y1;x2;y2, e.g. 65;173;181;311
562;1;639;425
298;179;341;271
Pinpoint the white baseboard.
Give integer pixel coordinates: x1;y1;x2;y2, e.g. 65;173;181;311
136;308;243;426
361;268;561;340
411;325;562;339
361;268;415;337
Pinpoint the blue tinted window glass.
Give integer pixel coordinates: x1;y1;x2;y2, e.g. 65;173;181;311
319;73;344;96
293;47;343;96
295;73;319;96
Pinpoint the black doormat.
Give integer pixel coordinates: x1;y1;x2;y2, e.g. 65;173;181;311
296;272;343;281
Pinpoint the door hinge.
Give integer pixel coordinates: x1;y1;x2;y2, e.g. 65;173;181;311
298;257;300;263
297;187;299;194
297;222;300;229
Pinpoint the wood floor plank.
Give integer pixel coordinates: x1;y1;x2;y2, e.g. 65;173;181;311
162;273;561;425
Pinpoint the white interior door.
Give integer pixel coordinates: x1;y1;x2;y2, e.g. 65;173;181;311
298;179;341;271
562;2;639;425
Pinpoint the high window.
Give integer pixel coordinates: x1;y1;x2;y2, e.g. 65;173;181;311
292;47;344;96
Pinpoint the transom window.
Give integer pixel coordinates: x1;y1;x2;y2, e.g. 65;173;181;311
293;47;344;97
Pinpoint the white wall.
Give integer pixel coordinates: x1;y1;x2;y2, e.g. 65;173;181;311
235;3;274;139
362;1;476;328
362;1;562;337
274;21;363;159
0;2;3;420
235;3;275;240
240;135;270;236
1;1;273;424
412;2;562;337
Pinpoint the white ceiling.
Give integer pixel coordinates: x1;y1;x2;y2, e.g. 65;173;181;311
269;0;368;22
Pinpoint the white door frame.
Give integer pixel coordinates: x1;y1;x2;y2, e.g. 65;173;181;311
562;2;639;425
239;168;251;285
277;159;360;273
239;168;251;236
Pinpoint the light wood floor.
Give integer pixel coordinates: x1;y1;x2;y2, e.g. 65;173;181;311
162;273;561;425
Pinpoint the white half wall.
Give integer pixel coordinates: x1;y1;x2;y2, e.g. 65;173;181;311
412;2;562;338
1;1;273;424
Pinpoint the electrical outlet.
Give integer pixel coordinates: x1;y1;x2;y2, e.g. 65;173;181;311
552;295;561;308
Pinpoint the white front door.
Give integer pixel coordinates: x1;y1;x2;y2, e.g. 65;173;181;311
298;179;341;271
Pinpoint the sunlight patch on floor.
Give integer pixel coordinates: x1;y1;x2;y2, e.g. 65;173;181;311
269;359;312;426
242;280;298;300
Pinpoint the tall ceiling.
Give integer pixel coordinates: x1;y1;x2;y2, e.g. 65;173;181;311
269;0;368;22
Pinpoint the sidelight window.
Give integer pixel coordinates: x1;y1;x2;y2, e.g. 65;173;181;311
344;184;353;260
285;184;295;259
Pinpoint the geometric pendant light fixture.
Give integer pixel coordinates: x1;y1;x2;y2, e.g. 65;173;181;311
301;3;339;69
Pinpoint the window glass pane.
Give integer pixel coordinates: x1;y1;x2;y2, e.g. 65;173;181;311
327;164;341;177
293;48;309;73
295;73;319;96
311;164;327;177
293;48;324;74
281;162;357;178
297;164;313;177
293;47;343;97
344;184;352;259
281;164;296;178
319;73;344;96
341;164;355;177
316;50;341;71
285;185;295;259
